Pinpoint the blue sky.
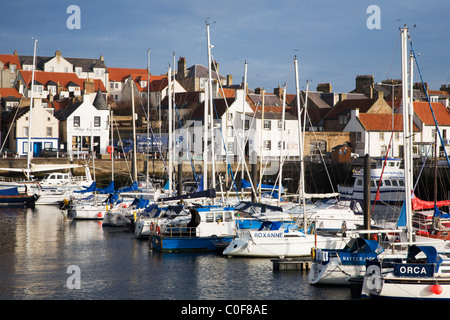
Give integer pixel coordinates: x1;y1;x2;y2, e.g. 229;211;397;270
1;0;449;94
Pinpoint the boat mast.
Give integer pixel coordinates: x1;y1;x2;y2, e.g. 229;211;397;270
130;78;138;182
294;56;307;229
147;48;151;187
168;65;173;194
206;22;216;192
259;91;265;201
241;60;248;198
26;38;37;180
401;26;414;243
278;84;287;205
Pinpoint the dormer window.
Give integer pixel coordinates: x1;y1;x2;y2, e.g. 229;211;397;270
10;64;16;73
75;67;82;76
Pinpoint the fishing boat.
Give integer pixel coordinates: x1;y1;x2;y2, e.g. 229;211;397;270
337;157;405;204
150;205;236;252
223;220;348;258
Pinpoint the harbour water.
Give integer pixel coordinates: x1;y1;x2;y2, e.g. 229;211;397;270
0;205;361;302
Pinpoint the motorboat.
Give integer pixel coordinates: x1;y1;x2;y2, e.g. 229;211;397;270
150;205;236;252
338;158;405;204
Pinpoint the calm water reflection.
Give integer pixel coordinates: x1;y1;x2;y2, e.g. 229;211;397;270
0;206;351;300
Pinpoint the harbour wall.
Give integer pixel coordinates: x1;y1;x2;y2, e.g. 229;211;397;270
0;157;448;201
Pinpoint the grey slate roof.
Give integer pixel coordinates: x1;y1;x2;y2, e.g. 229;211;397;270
93;89;108;110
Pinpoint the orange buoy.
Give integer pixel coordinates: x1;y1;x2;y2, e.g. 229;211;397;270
98;212;103;218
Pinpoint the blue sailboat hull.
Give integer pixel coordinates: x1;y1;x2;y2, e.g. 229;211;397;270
151;235;232;252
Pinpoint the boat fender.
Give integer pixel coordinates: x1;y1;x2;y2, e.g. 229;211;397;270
150;222;154;231
311;247;316;261
156;226;161;235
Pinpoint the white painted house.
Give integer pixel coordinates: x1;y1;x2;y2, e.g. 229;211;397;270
182;88;300;163
55;90;110;156
344;101;450;158
3;98;59;157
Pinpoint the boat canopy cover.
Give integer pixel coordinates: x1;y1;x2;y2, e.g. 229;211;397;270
0;187;19;196
117;181;138;193
407;245;442;269
257;221;283;231
344;237;384;254
412;196;450;210
74;181;96;193
96;181;114;194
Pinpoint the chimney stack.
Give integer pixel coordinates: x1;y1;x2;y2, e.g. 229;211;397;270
177;57;187;79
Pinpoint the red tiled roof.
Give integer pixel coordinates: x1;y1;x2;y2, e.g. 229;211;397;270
20;70;83;88
108;67;148;82
357;113;419;132
0;88;22;98
0;54;22;70
414;101;450;126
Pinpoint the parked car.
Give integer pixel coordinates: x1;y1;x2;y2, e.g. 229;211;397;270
41;148;66;158
0;148;17;158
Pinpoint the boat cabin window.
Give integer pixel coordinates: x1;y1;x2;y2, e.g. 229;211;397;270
64;174;69;179
206;212;214;222
215;213;223;222
356;179;363;186
391;180;398;186
224;211;232;222
398;180;405;187
57;175;63;179
384;180;391;186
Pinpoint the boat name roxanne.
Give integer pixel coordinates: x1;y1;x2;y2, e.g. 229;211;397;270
253;232;284;238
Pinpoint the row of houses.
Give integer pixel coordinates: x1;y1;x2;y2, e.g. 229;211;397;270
0;49;449;162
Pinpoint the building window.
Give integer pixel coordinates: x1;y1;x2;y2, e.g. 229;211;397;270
263;140;271;150
379;132;384;141
227;142;234;153
244;119;249;130
395;132;400;140
263;120;271;130
46;127;52;138
356;132;362;141
277;141;285;150
94;116;101;127
110;83;114;89
310;140;326;155
23;126;29;137
74;116;80;127
278;120;284;130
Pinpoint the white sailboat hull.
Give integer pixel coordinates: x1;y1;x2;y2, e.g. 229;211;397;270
224;230;348;258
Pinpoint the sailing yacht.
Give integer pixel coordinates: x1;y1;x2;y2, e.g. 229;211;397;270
361;26;450;299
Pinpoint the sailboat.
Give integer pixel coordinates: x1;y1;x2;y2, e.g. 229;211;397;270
361;26;450;299
150;23;238;252
223;57;351;258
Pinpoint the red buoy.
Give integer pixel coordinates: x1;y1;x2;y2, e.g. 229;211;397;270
98;212;103;218
432;284;442;295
